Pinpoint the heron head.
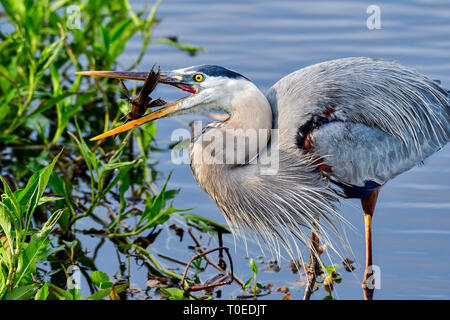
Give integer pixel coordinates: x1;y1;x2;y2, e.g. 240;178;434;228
159;65;250;113
76;65;251;140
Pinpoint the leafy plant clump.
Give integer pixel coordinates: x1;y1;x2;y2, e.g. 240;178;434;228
0;0;341;301
0;0;213;300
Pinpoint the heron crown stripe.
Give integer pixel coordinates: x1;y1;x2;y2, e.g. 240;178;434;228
193;65;249;80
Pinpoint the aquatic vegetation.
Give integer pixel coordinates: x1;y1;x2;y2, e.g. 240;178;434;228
0;0;346;300
0;0;213;300
0;154;63;299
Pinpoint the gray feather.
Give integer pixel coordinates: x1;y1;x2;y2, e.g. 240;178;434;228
189;57;450;263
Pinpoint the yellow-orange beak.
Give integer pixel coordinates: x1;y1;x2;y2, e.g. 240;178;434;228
89;98;185;141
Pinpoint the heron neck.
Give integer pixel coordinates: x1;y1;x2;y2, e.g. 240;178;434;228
190;84;273;192
224;83;273;134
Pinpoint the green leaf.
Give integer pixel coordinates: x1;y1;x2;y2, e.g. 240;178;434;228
0;176;21;220
102;161;138;172
102;159;139;197
35;283;49;300
16;152;61;211
178;213;230;234
36;38;65;77
138;172;173;226
87;288;112;300
86;284;127;300
68;288;83;300
0;178;21;237
75;118;99;174
3;284;37;300
101;24;110;52
323;264;339;275
62;239;78;252
144;203;185;229
22;152;62;232
110;18;133;42
15;171;40;208
243;276;253;289
114;283;128;294
15;209;64;286
122;0;141;26
249;258;258;274
91;271;112;289
73;118;99;197
48;283;74;300
0;269;6;299
0;204;14;265
48;172;74;214
145;0;162;25
37;196;64;206
1;0;26;25
160;288;192;300
50;62;60;93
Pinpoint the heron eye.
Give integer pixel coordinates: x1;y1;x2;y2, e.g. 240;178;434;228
193;73;204;82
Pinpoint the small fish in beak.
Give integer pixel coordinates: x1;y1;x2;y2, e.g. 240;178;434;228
119;65;166;123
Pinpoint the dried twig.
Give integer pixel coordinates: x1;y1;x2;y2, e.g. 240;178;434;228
188;228;246;288
181;247;233;292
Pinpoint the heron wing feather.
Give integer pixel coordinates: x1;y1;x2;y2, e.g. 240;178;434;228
308;121;442;190
266;57;450;159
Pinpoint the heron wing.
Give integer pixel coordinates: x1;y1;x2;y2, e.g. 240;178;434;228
306;121;443;197
266;57;450;156
265;57;450;195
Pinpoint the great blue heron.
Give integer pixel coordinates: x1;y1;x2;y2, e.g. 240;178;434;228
76;57;450;300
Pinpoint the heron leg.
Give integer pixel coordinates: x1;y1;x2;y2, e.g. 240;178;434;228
303;219;321;300
361;190;379;300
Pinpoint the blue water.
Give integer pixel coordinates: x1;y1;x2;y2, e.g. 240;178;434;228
88;0;450;299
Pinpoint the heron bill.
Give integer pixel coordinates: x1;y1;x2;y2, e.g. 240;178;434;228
89;98;184;141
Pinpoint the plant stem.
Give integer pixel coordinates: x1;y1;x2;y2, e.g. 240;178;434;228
253;273;257;300
131;244;184;283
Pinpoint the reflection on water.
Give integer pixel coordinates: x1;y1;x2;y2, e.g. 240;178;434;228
92;0;450;299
